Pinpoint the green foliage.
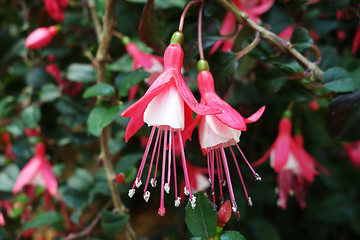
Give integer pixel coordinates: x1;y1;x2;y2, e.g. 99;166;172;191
22;212;63;233
83;83;116;98
87;105;121;136
101;211;129;239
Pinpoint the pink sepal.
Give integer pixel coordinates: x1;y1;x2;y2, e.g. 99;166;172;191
124;113;145;142
245;106;265;123
41;160;58;196
13;156;42;194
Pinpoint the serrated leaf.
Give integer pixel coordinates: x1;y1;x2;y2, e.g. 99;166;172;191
138;0;165;53
83;83;115;98
185;192;217;239
323;67;359;93
87;105;120;136
21;105;41;129
291;27;314;52
115;70;150;96
22;212;63;233
67;63;96;83
325;89;360;141
101;211;129;239
40;83;60;102
220;231;247;240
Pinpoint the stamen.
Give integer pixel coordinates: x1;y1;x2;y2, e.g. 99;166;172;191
166;128;173;193
215;149;224;202
143;191;150;202
231;200;238;213
190;195;197;209
220;147;236;208
135;178;142;188
151;178;157;187
144;128;161;192
164;183;170;194
177;130;193;200
234;141;261;180
248;197;253;206
128;189;135;198
175;197;181;207
184;186;189;196
159;127;168;216
152;129;163;187
172;132;178;200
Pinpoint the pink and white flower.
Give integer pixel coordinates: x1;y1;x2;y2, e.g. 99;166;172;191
25;26;59;49
13;143;57;196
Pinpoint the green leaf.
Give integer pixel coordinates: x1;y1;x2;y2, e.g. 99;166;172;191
21;105;41;129
67;168;94;191
66;63;96;83
0;96;15;118
115;70;150;96
40;83;60;102
0;164;20;192
94;0;105;18
325;89;360;141
22;212;63;233
185;192;217;239
249;217;280;240
323;67;360;93
87;105;120;136
108;54;133;72
290;27;314;52
115;153;143;173
101;211;129;239
11;194;29;218
138;0;165;53
83;83;115;98
60;186;89;208
220;231;247;240
26;67;53;89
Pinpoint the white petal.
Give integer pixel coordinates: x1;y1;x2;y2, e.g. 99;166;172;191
198;115;241;149
194;173;210;192
29;171;45;186
270;150;300;173
143;83;184;129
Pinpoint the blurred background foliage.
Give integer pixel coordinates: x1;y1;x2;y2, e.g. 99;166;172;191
0;0;360;239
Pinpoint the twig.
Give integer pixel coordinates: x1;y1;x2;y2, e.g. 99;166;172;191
88;0;102;42
236;31;260;59
94;0;135;239
64;212;102;240
217;0;324;80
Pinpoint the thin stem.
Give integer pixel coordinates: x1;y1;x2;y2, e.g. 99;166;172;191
217;0;324;80
179;0;200;32
65;212;102;240
236;31;260;59
198;1;205;59
88;0;102;42
113;31;124;40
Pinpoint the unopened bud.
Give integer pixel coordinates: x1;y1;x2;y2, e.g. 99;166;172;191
217;200;232;228
114;173;126;184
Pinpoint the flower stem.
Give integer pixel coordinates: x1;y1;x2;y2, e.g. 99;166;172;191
179;0;200;32
236;31;260;59
198;1;205;59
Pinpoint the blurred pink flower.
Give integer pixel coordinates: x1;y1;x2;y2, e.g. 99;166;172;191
13;143;57;196
43;0;68;22
1;132;15;160
344;141;360;169
0;201;12;226
25;26;59;49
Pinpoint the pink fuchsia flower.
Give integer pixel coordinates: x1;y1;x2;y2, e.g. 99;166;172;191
278;25;320;42
13;143;57;196
43;0;68;22
344;141;360;169
210;0;274;54
0;201;12;226
182;61;265;214
253;112;327;209
121;32;220;216
1;132;15;160
25;26;59;49
122;36;164;100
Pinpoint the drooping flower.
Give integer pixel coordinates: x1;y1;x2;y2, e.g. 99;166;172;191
210;0;274;54
0;201;12;226
25;26;59;49
253;112;328;209
120;32;220;216
344;141;360;169
1;132;15;160
182;60;265;214
122;36;164;100
43;0;69;22
13;143;57;196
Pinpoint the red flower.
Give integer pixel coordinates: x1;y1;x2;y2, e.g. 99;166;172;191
0;201;12;226
121;32;220;216
43;0;69;22
182;64;264;213
253;114;328;209
344;141;360;169
13;143;57;196
25;26;59;49
1;132;15;160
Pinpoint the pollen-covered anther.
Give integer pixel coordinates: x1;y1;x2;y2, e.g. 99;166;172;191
208;178;212;184
150;178;157;187
222;180;226;187
128;189;135;198
254;173;262;181
143;191;150;202
231;200;238;213
164;183;170;194
275;187;279;194
248;197;253;206
184;186;189;196
135;178;142;188
174;197;181;207
190;196;197;209
289;189;295;196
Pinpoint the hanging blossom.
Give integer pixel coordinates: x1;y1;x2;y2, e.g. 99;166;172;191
120;32;220;216
210;0;274;54
344;141;360;169
253;112;328;209
0;201;12;226
13;143;57;196
25;26;59;49
122;36;164;100
182;60;265;214
1;132;15;160
43;0;68;22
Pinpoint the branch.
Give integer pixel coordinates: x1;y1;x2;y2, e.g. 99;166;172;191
217;0;324;80
88;0;102;42
94;0;135;239
64;212;102;240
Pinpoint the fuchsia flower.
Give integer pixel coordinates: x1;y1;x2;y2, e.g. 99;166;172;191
344;141;360;169
122;37;164;100
25;26;59;49
183;61;265;214
121;32;220;216
1;132;15;160
0;201;12;226
43;0;68;22
210;0;274;54
13;143;57;196
253;112;328;209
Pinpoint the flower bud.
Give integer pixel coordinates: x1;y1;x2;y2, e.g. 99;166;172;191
115;173;126;184
308;100;320;111
25;26;59;49
217;200;232;228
